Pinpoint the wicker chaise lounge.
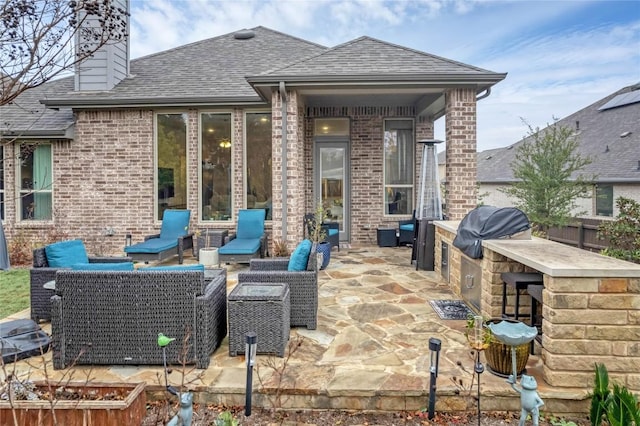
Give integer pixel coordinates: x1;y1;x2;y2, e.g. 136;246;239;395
218;209;268;264
51;268;227;369
124;209;194;264
237;242;318;329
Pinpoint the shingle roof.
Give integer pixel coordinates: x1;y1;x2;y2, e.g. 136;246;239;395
40;26;327;107
0;77;75;138
259;36;500;79
477;83;640;184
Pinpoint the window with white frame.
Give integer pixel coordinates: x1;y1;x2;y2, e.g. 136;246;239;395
156;113;188;220
245;112;272;220
383;119;414;215
18;143;52;220
201;112;232;221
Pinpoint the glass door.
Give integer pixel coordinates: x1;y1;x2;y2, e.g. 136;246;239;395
315;141;349;241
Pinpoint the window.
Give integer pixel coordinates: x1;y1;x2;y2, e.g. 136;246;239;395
245;112;272;220
18;143;52;220
384;119;414;215
201;113;232;221
595;184;613;217
156;113;187;219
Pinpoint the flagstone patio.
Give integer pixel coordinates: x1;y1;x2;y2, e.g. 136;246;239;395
3;245;590;416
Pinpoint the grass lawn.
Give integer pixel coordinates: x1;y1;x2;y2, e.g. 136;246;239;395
0;268;30;319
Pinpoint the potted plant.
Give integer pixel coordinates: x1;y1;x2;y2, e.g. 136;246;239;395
306;201;331;270
483;318;531;378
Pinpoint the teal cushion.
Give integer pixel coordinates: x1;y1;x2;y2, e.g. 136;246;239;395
400;224;414;231
45;240;89;267
328;229;339;236
124;238;177;254
236;209;265;240
144;264;205;272
159;209;191;240
219;238;261;255
72;262;134;271
288;239;312;272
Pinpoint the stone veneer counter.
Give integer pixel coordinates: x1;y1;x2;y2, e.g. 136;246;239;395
434;220;640;277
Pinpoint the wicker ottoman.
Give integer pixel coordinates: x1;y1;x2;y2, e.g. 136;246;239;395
228;282;290;357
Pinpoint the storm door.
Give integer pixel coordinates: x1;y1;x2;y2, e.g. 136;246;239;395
314;141;350;241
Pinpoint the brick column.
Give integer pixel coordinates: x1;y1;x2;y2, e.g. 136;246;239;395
445;88;477;220
271;88;305;251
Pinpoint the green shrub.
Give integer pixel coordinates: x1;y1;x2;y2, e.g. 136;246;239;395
589;363;640;426
598;197;640;264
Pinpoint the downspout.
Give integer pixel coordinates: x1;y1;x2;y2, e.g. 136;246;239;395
279;82;288;240
476;88;491;101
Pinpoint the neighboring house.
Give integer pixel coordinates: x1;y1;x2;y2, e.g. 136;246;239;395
0;10;506;254
476;83;640;218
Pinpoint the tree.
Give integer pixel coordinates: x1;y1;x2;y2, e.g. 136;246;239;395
598;197;640;264
1;0;128;106
500;120;593;233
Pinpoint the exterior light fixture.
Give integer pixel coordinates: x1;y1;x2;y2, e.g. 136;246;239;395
245;332;257;416
125;233;132;247
428;337;441;420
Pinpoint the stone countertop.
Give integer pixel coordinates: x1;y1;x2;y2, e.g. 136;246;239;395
434;220;640;278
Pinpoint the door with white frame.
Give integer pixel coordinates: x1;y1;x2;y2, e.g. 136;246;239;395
314;140;350;242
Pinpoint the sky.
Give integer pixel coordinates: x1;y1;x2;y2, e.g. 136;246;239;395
128;0;640;152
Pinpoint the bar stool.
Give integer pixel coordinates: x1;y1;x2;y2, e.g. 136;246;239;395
500;272;543;321
527;284;544;354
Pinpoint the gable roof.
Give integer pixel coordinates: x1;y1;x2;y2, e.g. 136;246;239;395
477;83;640;184
40;27;327;108
248;36;506;97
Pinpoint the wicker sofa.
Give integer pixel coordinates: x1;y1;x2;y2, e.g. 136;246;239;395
51;268;227;370
30;246;132;323
237;242;318;329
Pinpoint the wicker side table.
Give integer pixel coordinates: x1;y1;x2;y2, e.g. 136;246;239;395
228;282;290;357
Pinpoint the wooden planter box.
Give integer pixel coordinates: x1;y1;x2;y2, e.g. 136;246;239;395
0;382;146;426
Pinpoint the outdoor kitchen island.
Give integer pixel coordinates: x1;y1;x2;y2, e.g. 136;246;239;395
433;220;640;393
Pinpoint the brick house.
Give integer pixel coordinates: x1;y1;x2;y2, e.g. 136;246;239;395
0;23;506;255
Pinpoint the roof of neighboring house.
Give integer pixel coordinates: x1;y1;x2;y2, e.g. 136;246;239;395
477;83;640;184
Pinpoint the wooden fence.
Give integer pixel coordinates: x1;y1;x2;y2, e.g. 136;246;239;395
547;218;611;253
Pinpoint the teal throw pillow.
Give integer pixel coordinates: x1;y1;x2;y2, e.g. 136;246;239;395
45;239;89;267
72;262;135;271
143;264;205;272
288;239;312;272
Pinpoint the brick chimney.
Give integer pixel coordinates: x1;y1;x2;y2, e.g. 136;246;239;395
74;0;130;91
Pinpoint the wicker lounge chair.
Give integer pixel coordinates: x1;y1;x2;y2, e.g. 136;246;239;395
218;209;268;264
398;210;416;246
51;268;227;369
30;243;132;323
237;242;318;329
124;209;194;264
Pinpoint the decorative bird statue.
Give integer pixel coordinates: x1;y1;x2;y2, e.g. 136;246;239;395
157;333;176;348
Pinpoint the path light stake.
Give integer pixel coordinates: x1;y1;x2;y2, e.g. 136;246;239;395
125;233;132;246
245;332;257;416
427;337;441;420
